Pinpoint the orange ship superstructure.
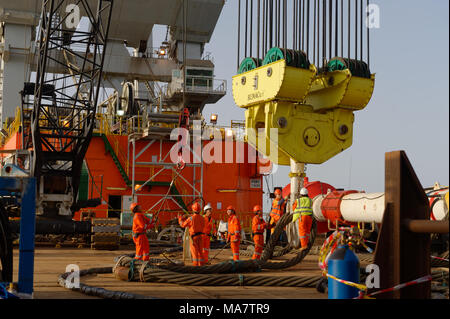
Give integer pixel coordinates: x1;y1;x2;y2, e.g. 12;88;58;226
0;110;265;233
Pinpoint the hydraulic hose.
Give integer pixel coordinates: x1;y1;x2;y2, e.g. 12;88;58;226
0;205;13;282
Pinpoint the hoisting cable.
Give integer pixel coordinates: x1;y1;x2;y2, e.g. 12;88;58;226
348;0;350;60
322;0;326;69
360;0;363;61
306;0;310;56
329;0;332;59
335;0;338;57
245;0;248;57
263;0;266;54
257;0;260;62
277;0;280;47
182;0;187;108
367;0;370;68
237;0;241;71
250;0;253;57
313;0;316;66
355;0;358;61
293;0;297;50
340;0;343;57
269;0;273;48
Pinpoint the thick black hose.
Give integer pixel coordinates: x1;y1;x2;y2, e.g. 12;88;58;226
57;267;154;299
0;205;13;282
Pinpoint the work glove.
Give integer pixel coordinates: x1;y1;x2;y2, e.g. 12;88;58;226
292;213;300;223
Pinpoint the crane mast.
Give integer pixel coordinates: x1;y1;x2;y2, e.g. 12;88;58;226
30;0;113;216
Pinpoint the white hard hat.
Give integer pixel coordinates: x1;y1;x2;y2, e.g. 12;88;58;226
300;188;309;196
204;203;213;211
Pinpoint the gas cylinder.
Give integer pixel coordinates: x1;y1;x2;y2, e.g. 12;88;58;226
327;244;360;299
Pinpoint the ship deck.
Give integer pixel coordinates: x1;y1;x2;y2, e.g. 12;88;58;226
13;245;334;299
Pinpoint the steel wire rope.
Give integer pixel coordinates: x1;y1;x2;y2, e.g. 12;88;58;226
57;266;155;299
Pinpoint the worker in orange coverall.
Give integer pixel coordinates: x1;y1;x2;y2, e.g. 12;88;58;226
251;205;273;260
226;206;241;261
202;203;214;264
269;189;286;233
178;202;205;266
131;203;155;261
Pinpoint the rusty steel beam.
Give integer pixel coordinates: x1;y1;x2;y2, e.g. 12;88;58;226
372;151;431;299
404;220;449;234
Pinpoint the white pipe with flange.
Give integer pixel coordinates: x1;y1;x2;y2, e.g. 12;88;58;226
340;193;385;223
312;194;327;222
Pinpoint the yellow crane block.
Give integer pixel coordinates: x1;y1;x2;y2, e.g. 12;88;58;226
233;58;375;165
305;69;375;111
245;102;355;165
232;60;316;107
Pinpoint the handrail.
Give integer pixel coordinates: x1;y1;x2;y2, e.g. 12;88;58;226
1;107;22;147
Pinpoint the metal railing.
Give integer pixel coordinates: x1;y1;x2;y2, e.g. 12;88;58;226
1;108;22;147
184;75;227;94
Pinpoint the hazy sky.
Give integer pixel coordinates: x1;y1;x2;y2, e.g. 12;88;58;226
154;1;449;208
202;0;448;192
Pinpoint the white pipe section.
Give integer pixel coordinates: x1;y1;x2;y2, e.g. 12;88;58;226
340;193;385;223
312;194;327;222
289;160;305;207
432;199;448;221
287;160;304;249
428;189;449;221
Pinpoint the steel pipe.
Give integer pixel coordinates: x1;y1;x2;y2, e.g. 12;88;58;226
9;219;91;235
340;192;385;223
404;220;449;234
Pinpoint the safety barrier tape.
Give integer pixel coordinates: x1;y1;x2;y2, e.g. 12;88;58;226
360;241;374;253
318;231;342;270
325;273;368;291
364;275;433;298
431;256;449;262
326;272;433;299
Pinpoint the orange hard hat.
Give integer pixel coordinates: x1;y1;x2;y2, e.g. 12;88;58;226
130;202;139;212
192;202;201;213
274;189;282;195
253;205;262;213
226;205;235;212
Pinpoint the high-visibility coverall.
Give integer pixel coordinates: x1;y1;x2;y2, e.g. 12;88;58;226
227;214;241;261
293;196;314;248
269;198;286;234
202;215;213;263
252;215;267;260
179;214;205;266
132;212;154;261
